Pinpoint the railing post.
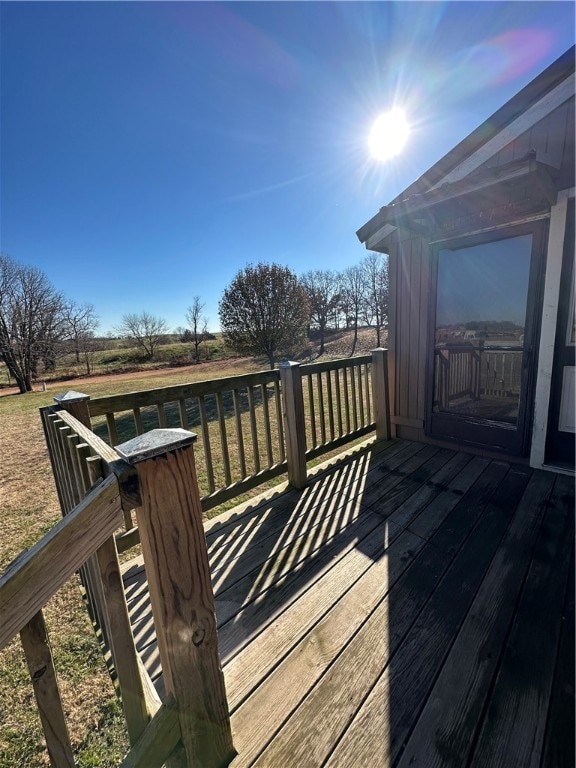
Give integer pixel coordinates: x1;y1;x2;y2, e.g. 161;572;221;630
279;361;307;490
116;429;235;768
371;348;390;441
53;390;92;428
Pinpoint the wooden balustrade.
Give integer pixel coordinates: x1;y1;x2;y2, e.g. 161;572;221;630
1;482;169;766
83;352;388;508
434;345;524;408
87;370;287;511
2;350;392;766
3;415;239;766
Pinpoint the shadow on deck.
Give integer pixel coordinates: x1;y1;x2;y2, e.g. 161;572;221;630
121;438;575;767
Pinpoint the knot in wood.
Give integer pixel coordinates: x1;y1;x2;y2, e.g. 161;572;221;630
192;627;206;646
32;665;47;681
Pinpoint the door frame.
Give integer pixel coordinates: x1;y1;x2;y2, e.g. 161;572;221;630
530;190;575;471
425;218;548;456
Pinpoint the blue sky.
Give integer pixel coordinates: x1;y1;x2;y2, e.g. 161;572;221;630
1;1;574;334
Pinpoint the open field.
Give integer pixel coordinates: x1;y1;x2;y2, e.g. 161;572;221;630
0;328;383;766
0;327;381;394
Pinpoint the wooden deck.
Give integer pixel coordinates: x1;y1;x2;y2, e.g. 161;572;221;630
121;438;575;767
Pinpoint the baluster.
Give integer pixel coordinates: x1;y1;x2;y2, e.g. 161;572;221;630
232;388;247;478
262;383;274;467
274;380;286;462
216;391;232;486
350;365;358;431
317;372;326;444
307;374;317;447
246;386;260;474
335;368;343;436
198;396;215;494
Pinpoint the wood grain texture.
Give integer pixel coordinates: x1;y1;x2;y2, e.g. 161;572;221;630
396;468;556;768
0;474;122;648
372;348;390;440
115;438;573;768
136;442;424;680
243;458;510;768
470;473;575;768
279;362;307;489
89;370;280;417
541;546;575;768
20;611;75;768
133;441;235;767
120;699;181;768
96;535;155;745
322;466;532;768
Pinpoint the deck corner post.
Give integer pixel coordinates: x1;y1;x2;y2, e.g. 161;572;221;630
116;428;236;768
371;348;391;440
279;361;308;490
53;390;92;429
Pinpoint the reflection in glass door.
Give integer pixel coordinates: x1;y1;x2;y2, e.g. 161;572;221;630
429;226;543;455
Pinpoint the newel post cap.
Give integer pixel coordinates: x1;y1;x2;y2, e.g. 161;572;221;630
116;428;198;464
53;390;90;404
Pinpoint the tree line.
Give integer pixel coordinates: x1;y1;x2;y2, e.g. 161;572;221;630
0;252;387;392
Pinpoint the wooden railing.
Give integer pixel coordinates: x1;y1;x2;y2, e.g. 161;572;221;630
302;355;375;458
1;351;391;766
483;347;523;397
3;406;236;767
84;351;389;508
434;344;523;409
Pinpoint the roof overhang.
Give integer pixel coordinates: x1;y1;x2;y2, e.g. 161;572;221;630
357;156;559;247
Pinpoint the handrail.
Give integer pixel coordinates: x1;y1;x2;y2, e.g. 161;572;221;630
0;475;161;766
87;369;286;511
83;353;386;512
8;414;238;766
88;369;280;416
0;475;121;650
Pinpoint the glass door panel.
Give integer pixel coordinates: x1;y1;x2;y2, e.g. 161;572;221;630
430;229;539;455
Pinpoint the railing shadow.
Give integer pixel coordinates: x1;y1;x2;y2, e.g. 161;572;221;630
125;439;431;688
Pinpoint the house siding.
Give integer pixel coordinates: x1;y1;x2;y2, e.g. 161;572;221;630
387;99;575;453
490;97;575;187
389;231;430;442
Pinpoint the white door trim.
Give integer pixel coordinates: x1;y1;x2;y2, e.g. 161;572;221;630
530;189;573;469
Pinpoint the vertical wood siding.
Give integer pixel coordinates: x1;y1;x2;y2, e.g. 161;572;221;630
390;232;431;433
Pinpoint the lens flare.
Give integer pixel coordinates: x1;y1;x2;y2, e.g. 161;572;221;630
369;108;410;161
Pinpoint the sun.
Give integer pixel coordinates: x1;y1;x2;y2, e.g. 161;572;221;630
369;108;410;161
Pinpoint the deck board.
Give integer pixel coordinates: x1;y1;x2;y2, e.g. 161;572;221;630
120;439;574;767
469;473;574;768
395;468;556;768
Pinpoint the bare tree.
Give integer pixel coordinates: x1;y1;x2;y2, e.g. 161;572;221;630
185;297;209;362
362;253;389;347
300;270;341;355
341;265;365;355
219;263;309;369
62;300;99;373
115;311;169;359
0;254;65;393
